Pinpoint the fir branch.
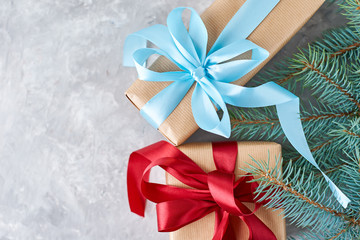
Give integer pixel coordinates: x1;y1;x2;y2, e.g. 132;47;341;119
242;157;360;239
302;111;357;122
343;129;360;138
339;0;360;26
230;107;285;141
231;118;277;127
282;136;350;177
260;174;358;227
330;42;360;58
244;159;360;227
276;71;298;85
316;27;360;61
330;119;360;152
259;174;342;220
255;27;360;88
316;163;347;176
329;223;353;240
338;152;360;210
230;103;355;143
300;59;360;111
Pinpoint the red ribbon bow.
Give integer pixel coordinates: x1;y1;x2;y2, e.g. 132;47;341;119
127;141;277;240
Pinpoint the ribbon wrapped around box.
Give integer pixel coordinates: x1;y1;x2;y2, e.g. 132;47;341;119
123;0;351;208
127;141;286;240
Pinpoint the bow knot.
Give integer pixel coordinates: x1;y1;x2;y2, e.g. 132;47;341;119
208;170;242;216
191;66;207;82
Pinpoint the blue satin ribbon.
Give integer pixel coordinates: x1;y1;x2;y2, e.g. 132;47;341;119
123;0;350;208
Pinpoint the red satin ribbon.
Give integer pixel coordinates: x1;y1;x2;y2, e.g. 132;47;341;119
127;141;277;240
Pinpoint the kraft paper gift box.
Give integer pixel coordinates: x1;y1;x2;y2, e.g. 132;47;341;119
125;0;325;145
167;141;285;240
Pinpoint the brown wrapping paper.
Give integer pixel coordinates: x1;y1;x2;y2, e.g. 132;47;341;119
166;141;285;240
125;0;325;145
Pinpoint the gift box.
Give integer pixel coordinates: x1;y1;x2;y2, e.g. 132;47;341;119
127;141;285;240
125;0;325;146
168;142;285;240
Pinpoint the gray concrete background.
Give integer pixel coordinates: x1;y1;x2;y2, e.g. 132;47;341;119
0;0;347;239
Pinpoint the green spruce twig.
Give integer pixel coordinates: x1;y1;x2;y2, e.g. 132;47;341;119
242;156;360;239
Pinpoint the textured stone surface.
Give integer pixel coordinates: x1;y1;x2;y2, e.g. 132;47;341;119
0;0;347;239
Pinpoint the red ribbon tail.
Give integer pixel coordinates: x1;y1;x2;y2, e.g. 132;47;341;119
127;151;151;217
242;214;277;240
212;211;230;240
223;215;238;240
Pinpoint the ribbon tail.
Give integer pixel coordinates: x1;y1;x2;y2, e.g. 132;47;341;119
230;201;276;240
222;217;237;240
240;214;277;240
213;211;231;240
127;152;152;216
214;81;350;208
276;99;351;208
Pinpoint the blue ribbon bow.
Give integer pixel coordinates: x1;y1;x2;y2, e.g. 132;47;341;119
123;0;350;208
